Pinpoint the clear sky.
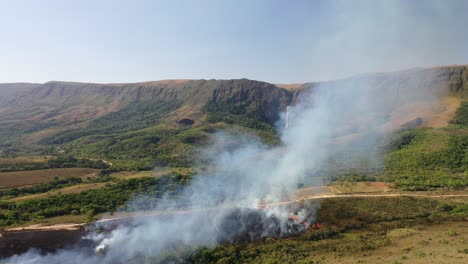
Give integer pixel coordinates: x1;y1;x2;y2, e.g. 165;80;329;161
0;0;467;84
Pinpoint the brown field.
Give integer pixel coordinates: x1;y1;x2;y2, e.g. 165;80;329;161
0;168;98;189
318;221;468;264
111;167;193;180
111;171;155;180
329;181;392;194
295;186;335;197
7;182;107;202
0;156;54;164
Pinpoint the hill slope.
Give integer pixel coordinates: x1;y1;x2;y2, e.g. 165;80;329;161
0;66;466;170
0;83;40;105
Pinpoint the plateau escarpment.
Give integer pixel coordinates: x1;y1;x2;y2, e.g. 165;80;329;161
0;66;465;170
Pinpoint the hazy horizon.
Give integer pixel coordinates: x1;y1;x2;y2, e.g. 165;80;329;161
1;0;468;84
3;64;468;86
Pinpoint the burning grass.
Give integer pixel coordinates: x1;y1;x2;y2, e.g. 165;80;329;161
185;197;468;264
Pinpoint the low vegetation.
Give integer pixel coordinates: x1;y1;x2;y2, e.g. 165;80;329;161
0;172;191;227
140;197;468;263
0;177;83;199
0;168;98;189
450;102;468;126
379;100;467;190
0;156;108;172
384;129;467;190
203;100;280;145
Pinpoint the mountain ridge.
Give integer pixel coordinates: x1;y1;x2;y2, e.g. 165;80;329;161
0;65;466;168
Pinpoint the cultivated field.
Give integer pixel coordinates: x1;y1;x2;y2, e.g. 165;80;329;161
0;168;98;189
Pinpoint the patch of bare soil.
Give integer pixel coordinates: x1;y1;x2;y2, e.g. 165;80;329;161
5;223;84;232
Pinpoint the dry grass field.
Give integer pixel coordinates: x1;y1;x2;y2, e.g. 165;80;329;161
7;182;107;202
111;167;193;180
10;215;88;228
329;182;392;194
318;221;468;264
0;156;53;164
0;168;98;189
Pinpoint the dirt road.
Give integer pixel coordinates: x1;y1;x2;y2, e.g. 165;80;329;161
96;192;468;225
5;191;467;231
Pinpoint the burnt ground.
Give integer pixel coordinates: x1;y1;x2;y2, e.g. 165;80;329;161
0;207;310;259
0;228;93;258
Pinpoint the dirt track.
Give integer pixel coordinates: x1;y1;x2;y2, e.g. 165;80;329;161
95;192;468;225
259;192;468;208
5;223;84;232
4;192;468;231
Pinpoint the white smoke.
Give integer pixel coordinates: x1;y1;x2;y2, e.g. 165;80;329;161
303;0;468;82
2;66;446;264
2;0;462;262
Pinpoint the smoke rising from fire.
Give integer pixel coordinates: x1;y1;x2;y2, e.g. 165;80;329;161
2;67;445;263
2;1;461;263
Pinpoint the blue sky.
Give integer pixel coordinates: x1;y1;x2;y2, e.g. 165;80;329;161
0;0;467;83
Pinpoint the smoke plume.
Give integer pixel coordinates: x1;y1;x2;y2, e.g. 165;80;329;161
2;1;462;263
1;67;445;264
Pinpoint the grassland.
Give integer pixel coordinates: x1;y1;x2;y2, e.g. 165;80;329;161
0;168;98;189
143;196;468;264
4;168;194;202
0;172;192;227
6;182;107;202
189;221;468;264
364;101;467;191
111;167;193;179
319;222;467;264
8;214;88;228
328;182;391;194
0;156;52;164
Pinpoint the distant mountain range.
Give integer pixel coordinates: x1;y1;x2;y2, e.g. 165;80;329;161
0;65;466;169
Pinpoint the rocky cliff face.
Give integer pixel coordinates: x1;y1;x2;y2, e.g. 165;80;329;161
207;79;292;124
0;79;292;125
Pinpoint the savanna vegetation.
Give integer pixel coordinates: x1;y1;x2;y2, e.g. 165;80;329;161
0;71;465;264
383;102;468;190
0;177;83;199
0;156;108;172
138;196;468;263
0;168;98;190
0;172;191;227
